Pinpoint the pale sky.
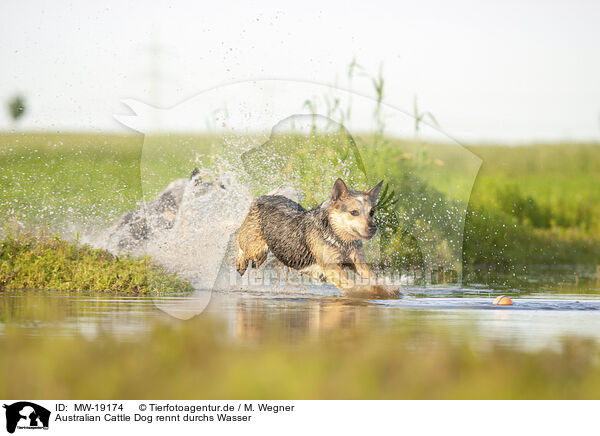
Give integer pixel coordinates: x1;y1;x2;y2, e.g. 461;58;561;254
1;0;599;142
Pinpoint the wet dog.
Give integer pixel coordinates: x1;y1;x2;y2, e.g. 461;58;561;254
236;178;399;298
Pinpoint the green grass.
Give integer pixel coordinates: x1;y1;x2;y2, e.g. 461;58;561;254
0;133;143;231
1;312;600;399
461;144;600;272
465;144;600;230
0;229;193;294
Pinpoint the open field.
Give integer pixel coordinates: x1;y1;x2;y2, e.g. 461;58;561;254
1;133;598;275
463;144;600;273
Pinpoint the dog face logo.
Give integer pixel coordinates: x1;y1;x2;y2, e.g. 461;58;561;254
328;178;383;242
3;402;50;434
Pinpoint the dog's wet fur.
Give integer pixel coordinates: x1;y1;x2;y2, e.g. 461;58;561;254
236;178;400;298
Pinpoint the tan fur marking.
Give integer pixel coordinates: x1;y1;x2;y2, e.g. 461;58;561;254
305;229;356;289
347;245;375;281
236;204;269;275
329;206;370;242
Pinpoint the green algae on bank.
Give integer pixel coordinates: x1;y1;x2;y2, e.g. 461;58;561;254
0;231;193;294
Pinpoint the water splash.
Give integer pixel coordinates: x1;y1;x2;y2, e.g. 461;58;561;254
102;79;482;317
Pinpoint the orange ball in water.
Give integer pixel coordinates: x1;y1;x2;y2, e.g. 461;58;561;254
493;295;513;306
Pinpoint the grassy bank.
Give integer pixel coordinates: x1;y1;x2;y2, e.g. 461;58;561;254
0;230;192;293
1;314;599;399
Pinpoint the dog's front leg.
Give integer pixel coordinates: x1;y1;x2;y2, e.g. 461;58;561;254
345;247;401;299
308;240;354;289
348;246;376;284
320;263;356;290
320;263;400;299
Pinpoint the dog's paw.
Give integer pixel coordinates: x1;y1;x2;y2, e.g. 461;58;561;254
369;284;401;299
344;284;401;299
235;257;248;276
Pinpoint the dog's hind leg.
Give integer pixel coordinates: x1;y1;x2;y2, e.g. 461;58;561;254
236;248;250;276
237;238;268;275
251;249;268;269
236;205;269;275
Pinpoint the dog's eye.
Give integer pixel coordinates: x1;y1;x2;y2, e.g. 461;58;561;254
350;210;359;216
369;209;375;217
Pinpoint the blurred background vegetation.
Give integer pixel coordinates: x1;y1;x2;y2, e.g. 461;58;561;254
1;132;598;284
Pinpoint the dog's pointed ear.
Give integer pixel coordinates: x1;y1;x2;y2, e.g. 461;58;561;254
368;180;384;202
331;178;348;202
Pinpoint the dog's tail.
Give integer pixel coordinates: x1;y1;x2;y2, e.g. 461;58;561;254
189;167;200;179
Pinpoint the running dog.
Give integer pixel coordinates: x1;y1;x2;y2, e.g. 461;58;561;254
236;178;400;298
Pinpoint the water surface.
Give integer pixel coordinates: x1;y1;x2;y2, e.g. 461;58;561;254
1;265;599;351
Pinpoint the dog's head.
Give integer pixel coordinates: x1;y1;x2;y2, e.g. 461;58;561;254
328;178;383;242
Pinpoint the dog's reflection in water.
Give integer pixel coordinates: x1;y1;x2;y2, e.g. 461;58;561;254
234;299;371;344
